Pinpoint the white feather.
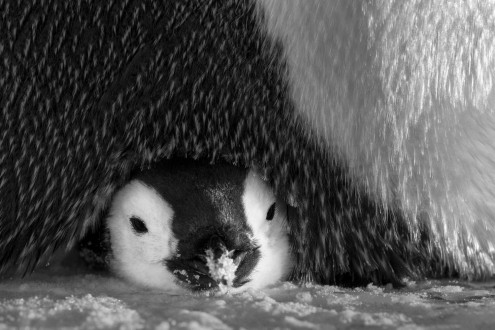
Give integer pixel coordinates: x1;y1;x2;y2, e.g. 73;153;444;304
106;180;181;292
238;170;293;290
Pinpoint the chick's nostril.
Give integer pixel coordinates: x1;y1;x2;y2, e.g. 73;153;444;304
233;250;247;265
207;235;228;258
189;257;209;274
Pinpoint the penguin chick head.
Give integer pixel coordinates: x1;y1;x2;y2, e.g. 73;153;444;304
106;160;293;292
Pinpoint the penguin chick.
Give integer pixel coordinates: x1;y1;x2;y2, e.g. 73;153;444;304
105;159;293;292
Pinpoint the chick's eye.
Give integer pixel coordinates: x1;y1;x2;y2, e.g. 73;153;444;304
130;216;148;234
266;203;276;221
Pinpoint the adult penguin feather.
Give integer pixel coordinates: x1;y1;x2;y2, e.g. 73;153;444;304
1;0;494;286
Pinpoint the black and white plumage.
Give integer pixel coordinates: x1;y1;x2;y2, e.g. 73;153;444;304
104;159;292;291
1;0;495;287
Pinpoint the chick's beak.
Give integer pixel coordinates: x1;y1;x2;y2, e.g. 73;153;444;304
166;232;259;291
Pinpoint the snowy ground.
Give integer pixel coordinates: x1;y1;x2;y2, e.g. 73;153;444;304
1;267;495;330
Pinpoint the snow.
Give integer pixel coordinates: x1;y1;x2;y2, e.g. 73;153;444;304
1;269;495;329
0;294;144;329
204;248;238;290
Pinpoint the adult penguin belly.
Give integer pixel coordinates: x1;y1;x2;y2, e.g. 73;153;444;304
1;0;494;287
258;0;495;282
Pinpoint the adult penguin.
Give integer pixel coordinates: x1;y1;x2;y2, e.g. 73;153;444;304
1;0;494;287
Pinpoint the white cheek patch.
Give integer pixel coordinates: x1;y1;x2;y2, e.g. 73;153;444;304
241;170;293;290
106;180;181;292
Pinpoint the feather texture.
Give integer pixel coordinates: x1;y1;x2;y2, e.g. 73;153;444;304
1;0;494;285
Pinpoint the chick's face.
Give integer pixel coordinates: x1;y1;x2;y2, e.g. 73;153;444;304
106;161;293;292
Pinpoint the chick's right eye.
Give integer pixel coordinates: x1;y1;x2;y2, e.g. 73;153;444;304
130;216;148;234
266;203;276;221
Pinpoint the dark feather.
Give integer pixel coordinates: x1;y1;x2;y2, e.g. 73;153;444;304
0;0;467;285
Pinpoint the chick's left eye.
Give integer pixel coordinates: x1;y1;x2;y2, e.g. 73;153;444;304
266;203;276;221
130;216;148;234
